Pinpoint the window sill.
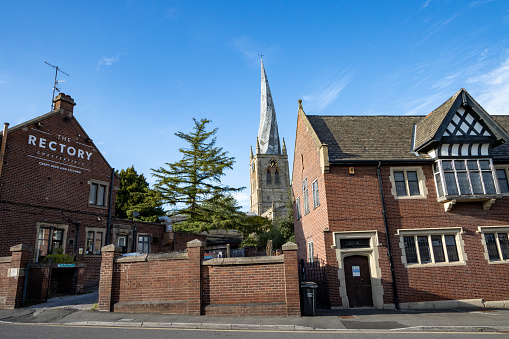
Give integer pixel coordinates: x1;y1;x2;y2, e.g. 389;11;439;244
88;204;108;210
437;194;502;212
393;195;427;200
405;261;466;269
487;259;509;265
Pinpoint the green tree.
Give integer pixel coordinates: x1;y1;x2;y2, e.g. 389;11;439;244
116;166;165;222
256;188;295;251
152;118;245;232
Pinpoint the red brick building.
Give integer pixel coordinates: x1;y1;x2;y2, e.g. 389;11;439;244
0;94;202;288
293;89;509;309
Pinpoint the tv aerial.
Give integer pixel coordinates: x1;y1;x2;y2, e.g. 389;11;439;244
44;61;70;111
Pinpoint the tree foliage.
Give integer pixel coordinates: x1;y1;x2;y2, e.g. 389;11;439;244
152;118;252;233
116;166;165;222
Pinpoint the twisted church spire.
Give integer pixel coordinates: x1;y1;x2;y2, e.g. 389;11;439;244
257;58;281;155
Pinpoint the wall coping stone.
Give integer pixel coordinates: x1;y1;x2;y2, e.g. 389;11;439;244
203;256;284;266
10;244;33;252
101;244;122;252
0;256;12;263
187;239;205;248
115;254;148;263
147;252;188;261
282;242;298;251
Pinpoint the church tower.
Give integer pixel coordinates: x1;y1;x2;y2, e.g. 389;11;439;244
249;58;290;219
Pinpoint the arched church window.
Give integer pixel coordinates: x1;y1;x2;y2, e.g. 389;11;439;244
266;169;272;184
275;169;280;185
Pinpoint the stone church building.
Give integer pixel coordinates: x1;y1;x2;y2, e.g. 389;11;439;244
249;59;290;219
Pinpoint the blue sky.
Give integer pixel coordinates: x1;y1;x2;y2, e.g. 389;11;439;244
1;1;509;211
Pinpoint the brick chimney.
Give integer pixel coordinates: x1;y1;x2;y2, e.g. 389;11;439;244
53;93;76;118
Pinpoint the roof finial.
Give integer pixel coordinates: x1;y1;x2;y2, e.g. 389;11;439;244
259;52;264;60
282;138;287;155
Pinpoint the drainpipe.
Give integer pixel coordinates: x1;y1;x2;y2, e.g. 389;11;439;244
106;167;115;245
377;161;400;310
0;123;9;179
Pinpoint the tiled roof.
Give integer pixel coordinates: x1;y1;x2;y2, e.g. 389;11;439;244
306;114;509;163
307;115;428;162
414;89;463;150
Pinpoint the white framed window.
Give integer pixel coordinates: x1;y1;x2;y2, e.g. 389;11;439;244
89;180;109;207
308;241;314;263
35;223;68;262
397;228;466;267
389;167;428;199
478;226;509;264
303;179;309;215
433;159;498;197
495;166;509;195
295;196;302;220
137;234;150;253
312;179;320;209
117;235;128;253
86;228;104;255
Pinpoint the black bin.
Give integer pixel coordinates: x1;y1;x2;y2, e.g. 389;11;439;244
300;281;318;316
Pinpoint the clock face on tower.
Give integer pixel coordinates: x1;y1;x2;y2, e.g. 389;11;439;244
270;159;277;168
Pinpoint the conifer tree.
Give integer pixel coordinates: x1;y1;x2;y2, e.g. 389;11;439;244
116;166;165;222
152;118;245;232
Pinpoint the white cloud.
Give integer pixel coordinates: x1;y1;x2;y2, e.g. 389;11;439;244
231;37;278;67
467;57;509;115
421;0;431;9
470;0;494;7
302;73;352;113
0;79;8;84
96;56;120;71
233;191;250;212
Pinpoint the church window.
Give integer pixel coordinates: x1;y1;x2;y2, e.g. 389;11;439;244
275;169;280;185
266;169;272;184
303;179;310;215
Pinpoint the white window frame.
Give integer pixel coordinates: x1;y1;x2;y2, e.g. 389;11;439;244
433;158;499;198
397;228;466;268
478;226;509;264
312;179;320;209
295;196;302;220
495;166;509;196
35;222;69;262
89;180;109;208
85;227;105;255
308;241;314;263
303;179;310;215
389;167;428;199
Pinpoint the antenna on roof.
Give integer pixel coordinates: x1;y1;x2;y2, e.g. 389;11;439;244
44;61;70;111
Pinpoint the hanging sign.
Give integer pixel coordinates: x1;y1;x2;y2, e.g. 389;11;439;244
352;266;361;277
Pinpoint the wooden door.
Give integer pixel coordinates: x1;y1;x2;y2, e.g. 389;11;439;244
344;255;373;307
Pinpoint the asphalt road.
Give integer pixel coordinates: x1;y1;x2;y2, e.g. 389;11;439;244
0;323;506;339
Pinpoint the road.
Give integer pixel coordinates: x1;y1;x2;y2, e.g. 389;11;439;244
0;323;506;338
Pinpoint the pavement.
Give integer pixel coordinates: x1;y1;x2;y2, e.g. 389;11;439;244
1;289;509;333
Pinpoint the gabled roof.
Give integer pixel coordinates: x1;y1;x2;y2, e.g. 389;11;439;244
302;89;509;163
414;89;509;151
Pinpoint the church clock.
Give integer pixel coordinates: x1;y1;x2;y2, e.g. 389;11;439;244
270;159;277;167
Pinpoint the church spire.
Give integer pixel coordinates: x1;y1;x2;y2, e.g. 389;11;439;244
257;58;281;155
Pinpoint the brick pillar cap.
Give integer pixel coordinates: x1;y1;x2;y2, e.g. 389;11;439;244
101;244;122;252
187;239;205;248
282;242;298;251
10;244;33;252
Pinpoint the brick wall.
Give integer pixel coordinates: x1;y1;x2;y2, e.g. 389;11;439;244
99;241;300;316
0;245;31;309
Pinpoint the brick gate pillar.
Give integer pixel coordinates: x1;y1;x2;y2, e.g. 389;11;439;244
282;242;301;316
186;239;204;315
98;244;121;312
5;244;32;309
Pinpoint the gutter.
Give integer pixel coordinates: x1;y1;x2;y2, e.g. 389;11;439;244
0;123;9;179
377;161;400;309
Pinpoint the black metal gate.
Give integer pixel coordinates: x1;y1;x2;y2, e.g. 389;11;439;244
299;258;330;309
22;263;51;306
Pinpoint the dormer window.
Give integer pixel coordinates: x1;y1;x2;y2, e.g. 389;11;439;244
433;159;499;199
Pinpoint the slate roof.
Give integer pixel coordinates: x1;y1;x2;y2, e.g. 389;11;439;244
306;114;509;163
413;89;462;150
